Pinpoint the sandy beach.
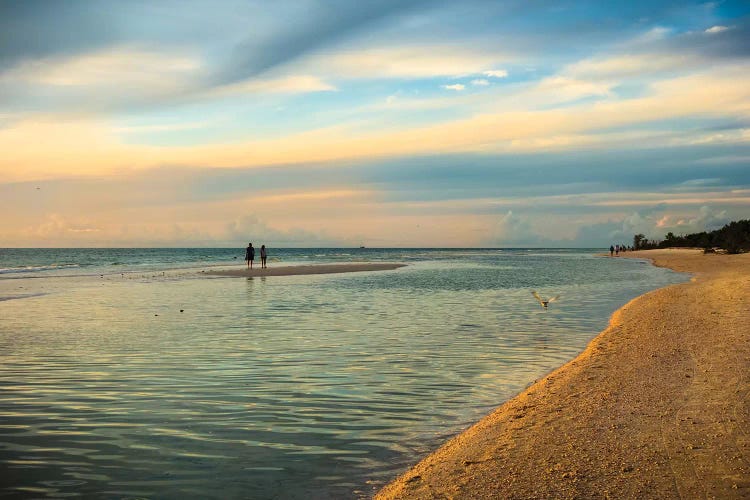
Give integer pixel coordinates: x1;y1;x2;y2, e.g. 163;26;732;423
377;249;750;498
205;262;405;277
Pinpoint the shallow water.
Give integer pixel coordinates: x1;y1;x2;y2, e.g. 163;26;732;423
0;249;686;498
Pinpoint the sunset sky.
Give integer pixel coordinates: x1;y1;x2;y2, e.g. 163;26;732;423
1;0;749;247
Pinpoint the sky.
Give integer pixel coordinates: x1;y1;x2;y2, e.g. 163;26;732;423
1;0;749;248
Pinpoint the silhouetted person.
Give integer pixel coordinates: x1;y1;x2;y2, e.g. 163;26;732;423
245;243;255;269
260;245;267;269
609;245;614;257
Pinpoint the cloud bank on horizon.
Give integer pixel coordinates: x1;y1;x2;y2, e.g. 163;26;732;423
1;0;749;247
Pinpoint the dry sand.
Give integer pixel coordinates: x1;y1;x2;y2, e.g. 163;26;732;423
205;262;405;277
377;249;750;499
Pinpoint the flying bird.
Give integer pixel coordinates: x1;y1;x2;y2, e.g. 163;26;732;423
532;291;560;308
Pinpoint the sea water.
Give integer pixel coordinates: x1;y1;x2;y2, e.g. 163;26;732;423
0;248;686;498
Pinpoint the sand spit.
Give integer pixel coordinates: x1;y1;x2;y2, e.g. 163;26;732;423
377;249;750;499
205;262;405;277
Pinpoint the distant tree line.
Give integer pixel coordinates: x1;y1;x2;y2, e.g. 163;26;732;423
632;219;750;254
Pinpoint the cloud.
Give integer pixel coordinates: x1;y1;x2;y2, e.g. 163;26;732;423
632;26;673;44
0;47;206;113
694;154;750;165
442;83;465;91
251;189;368;204
631;20;750;63
486;210;536;245
3;64;750;183
563;20;750;83
7;208;342;248
316;45;500;79
564;53;694;80
534;76;612;99
653;206;731;234
0;47;338;115
483;69;508;78
0;47;201;87
212;75;336;96
212;0;435;86
2;149;748;248
705;25;729;34
575;205;734;246
22;213;101;239
115;121;210;134
0;0;434;83
223;214;337;246
0;1;124;71
471;78;489;86
0;1;442;113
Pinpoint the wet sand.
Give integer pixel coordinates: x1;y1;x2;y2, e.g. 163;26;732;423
205;262;405;277
377;249;750;499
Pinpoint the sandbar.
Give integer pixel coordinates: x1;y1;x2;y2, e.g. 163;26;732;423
377;249;750;498
205;262;405;277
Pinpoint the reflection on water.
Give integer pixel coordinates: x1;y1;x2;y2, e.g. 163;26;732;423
0;251;685;498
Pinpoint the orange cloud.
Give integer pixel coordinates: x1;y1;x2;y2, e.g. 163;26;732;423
2;66;749;183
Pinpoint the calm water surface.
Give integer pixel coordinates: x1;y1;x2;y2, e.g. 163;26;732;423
0;249;686;498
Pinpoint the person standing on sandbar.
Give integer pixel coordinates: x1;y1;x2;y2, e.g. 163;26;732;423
260;245;267;269
245;242;255;269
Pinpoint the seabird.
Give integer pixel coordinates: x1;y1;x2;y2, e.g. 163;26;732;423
532;291;560;308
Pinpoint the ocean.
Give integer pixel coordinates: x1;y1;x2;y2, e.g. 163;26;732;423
0;248;686;498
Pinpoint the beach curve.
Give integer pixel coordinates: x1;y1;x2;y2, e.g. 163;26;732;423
376;249;750;499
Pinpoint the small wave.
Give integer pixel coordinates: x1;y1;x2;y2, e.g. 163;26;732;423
0;263;80;275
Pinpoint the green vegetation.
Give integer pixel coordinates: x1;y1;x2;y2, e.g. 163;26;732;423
633;219;750;254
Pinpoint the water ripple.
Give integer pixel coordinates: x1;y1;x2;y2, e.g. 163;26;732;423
0;253;685;498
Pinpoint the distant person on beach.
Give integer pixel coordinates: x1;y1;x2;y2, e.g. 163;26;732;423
615;244;620;256
260;245;267;269
610;245;614;257
245;243;255;269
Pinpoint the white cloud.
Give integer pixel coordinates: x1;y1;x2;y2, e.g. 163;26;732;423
213;75;336;96
318;46;500;79
10;210;339;247
471;78;490;86
564;53;694;80
443;84;465;91
632;26;672;44
535;76;612;99
597;205;733;243
1;47;202;89
654;206;731;234
22;214;102;239
485;210;547;245
251;189;366;204
693;154;750;165
223;214;334;246
675;128;750;146
705;25;729;34
674;178;723;189
484;69;508;78
115;121;210;134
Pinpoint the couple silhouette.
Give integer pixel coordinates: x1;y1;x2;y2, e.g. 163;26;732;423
245;243;268;269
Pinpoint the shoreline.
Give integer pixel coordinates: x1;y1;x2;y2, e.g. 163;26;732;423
204;262;405;277
376;249;750;498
